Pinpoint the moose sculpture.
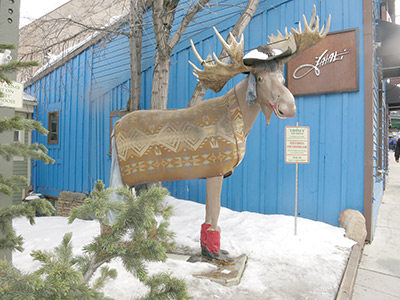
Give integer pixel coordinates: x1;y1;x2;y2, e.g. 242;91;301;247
112;6;330;262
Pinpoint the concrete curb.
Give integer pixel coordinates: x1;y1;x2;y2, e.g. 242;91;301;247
336;243;364;300
336;209;367;300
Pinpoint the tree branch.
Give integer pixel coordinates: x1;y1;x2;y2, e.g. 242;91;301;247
83;253;118;283
187;0;260;107
169;0;211;50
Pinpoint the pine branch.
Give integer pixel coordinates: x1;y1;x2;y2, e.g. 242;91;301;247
0;44;15;51
69;180;125;229
92;266;117;290
0;116;53;196
27;232;114;299
140;273;191;300
54;232;75;263
0;198;55;251
0;260;47;300
0;142;54;163
0;61;38;83
0;116;48;135
0;174;27;196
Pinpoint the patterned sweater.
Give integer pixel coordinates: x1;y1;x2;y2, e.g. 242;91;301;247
114;91;246;186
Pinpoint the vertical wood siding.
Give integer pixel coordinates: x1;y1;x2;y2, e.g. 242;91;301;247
28;0;372;228
28;48;93;197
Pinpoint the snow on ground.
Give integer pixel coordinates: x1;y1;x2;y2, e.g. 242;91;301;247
13;196;355;300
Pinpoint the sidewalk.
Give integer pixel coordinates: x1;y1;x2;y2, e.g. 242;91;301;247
351;153;400;299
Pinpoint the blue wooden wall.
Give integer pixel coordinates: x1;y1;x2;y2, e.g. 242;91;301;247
28;0;370;227
28;49;93;197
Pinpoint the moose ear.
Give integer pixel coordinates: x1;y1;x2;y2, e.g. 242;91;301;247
243;46;293;66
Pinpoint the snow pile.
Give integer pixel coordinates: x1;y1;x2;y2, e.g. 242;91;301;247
13;196;355;300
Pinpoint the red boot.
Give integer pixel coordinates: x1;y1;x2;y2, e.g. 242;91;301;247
205;228;220;253
200;223;211;249
201;227;233;263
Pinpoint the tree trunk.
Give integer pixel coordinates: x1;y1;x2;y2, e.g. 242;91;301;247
129;0;144;112
187;0;260;107
150;0;211;110
151;50;171;110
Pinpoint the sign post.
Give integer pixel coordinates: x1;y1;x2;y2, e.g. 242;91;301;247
285;124;310;235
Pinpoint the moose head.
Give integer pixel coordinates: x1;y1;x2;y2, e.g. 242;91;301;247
189;5;330;126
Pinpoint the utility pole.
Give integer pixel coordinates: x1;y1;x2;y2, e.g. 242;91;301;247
0;0;21;261
0;0;20;79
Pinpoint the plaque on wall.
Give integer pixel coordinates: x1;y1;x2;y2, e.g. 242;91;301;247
287;29;359;96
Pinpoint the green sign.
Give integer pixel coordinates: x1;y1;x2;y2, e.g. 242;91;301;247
0;80;23;108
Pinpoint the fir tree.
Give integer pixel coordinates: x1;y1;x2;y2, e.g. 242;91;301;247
69;181;190;299
0;43;55;252
0;234;113;300
0;182;191;300
0;43;53;196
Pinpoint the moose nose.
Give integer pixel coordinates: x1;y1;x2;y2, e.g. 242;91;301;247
278;103;296;118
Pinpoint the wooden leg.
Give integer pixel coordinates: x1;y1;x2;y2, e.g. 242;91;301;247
205;175;223;230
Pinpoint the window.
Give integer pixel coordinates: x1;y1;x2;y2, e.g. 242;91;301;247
48;111;59;144
14;130;23;143
13;130;24;161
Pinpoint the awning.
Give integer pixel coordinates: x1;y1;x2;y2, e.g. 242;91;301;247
23;92;37;102
14;93;37;113
376;20;400;78
386;82;400;110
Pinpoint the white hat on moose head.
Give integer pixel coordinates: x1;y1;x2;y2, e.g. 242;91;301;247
243;45;293;66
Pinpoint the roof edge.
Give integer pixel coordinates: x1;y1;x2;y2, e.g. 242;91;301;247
24;14;129;87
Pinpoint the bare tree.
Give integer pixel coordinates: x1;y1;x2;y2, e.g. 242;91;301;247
18;0;130;82
150;0;212;110
19;0;260;111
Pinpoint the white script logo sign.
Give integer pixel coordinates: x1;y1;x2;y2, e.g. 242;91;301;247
293;49;350;79
287;29;358;96
0;80;23;108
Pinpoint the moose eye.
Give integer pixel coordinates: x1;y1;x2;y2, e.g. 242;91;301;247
257;77;263;82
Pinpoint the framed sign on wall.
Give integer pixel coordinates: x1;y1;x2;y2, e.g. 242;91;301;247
287;29;359;96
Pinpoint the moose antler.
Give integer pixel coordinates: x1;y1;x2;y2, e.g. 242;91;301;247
189;27;255;93
189;5;331;93
267;5;331;64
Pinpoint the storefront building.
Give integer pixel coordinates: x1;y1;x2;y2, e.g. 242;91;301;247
24;0;395;240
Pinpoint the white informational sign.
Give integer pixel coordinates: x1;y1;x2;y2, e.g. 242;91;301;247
285;126;310;164
285;125;310;236
0;80;23;108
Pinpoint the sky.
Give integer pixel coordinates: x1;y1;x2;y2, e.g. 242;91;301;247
19;0;70;28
